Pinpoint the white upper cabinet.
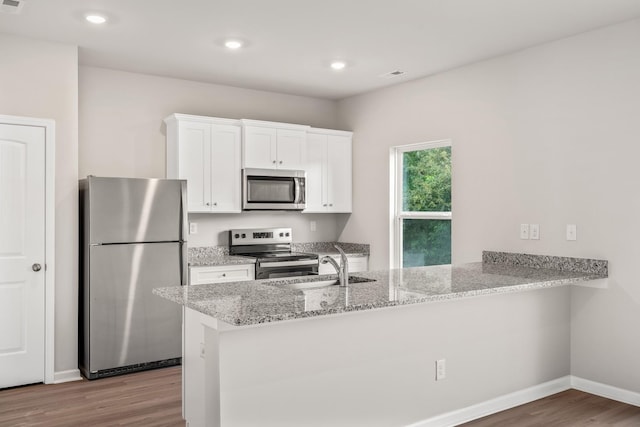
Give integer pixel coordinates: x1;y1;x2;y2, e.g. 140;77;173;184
304;128;353;213
165;114;242;213
242;120;308;170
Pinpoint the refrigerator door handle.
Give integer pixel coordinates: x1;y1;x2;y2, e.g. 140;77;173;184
180;241;188;286
179;180;188;241
179;179;188;286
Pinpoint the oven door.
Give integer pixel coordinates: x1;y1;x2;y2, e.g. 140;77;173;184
256;258;318;280
243;168;306;210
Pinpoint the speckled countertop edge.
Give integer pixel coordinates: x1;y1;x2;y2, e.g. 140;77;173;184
188;242;369;266
155;252;608;327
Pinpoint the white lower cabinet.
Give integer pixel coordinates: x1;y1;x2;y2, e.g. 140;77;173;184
304;129;353;213
318;255;368;275
189;264;255;285
183;264;254;425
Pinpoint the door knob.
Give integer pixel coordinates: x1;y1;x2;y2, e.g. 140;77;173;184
32;263;42;272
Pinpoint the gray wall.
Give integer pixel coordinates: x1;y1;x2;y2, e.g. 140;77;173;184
0;34;79;373
338;19;640;393
79;66;345;245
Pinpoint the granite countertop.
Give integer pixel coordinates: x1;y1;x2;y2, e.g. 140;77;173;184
189;254;256;267
188;242;369;267
155;251;608;327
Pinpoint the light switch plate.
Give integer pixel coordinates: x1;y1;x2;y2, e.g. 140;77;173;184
520;224;529;240
530;224;540;240
310;220;317;232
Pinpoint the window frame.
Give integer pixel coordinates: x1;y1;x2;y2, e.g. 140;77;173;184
389;139;452;268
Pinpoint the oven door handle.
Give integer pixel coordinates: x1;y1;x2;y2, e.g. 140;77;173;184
259;260;319;268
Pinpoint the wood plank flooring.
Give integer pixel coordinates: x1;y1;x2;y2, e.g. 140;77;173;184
460;389;640;427
2;367;640;426
0;366;184;427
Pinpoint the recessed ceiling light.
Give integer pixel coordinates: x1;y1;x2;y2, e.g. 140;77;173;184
224;40;243;50
85;14;107;24
330;61;346;71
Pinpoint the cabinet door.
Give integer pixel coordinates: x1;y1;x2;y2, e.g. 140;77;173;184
276;129;306;170
178;122;212;212
243;126;277;169
211;125;241;212
304;133;327;212
326;135;352;212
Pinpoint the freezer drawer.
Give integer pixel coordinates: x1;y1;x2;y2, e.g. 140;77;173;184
83;242;182;374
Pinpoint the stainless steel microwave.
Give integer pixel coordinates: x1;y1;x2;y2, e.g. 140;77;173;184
242;168;306;210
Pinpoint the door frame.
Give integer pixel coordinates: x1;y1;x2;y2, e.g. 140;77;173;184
0;114;55;384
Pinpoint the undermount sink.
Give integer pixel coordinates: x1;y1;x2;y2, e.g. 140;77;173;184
283;275;374;290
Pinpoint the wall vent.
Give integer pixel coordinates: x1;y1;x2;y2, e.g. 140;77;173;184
379;70;406;79
1;0;25;14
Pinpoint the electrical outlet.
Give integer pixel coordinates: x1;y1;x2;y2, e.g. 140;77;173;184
520;224;529;240
436;359;446;381
530;224;540;240
310;220;317;232
566;224;577;241
189;222;198;234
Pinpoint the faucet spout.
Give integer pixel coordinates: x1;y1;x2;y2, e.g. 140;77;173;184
319;245;349;287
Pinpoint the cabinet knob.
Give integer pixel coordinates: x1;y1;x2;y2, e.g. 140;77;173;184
323;204;327;207
329;204;333;207
213;202;217;206
221;273;226;277
272;160;276;164
279;160;283;164
206;202;211;206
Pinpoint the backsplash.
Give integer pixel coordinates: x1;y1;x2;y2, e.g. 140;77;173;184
291;242;370;255
482;251;608;276
188;242;370;264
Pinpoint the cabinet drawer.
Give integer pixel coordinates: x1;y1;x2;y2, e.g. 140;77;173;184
189;264;255;285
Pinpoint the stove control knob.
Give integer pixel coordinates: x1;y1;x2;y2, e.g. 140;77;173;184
279;232;284;237
234;233;240;239
241;233;246;238
285;232;290;237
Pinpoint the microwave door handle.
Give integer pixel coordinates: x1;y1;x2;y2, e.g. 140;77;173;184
294;178;301;204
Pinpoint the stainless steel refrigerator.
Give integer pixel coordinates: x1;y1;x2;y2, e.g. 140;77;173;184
79;176;187;379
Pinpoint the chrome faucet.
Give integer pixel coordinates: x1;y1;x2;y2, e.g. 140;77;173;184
320;244;349;287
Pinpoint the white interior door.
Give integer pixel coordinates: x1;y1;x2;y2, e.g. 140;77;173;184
0;123;46;388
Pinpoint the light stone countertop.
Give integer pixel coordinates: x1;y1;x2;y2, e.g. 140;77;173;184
155;251;608;327
188;242;369;267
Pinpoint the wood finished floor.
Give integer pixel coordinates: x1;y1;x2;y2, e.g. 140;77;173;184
460;389;640;427
2;367;640;426
0;366;184;427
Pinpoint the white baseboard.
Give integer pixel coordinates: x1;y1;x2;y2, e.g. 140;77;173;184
53;369;83;384
571;376;640;407
407;376;572;427
407;375;640;427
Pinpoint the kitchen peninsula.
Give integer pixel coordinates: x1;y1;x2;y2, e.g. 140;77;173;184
155;251;607;427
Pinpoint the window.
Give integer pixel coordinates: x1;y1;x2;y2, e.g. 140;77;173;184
391;140;451;268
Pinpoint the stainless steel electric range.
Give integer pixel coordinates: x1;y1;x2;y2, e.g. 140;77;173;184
229;227;318;279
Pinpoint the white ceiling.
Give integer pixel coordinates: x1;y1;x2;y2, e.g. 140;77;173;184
2;0;640;99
